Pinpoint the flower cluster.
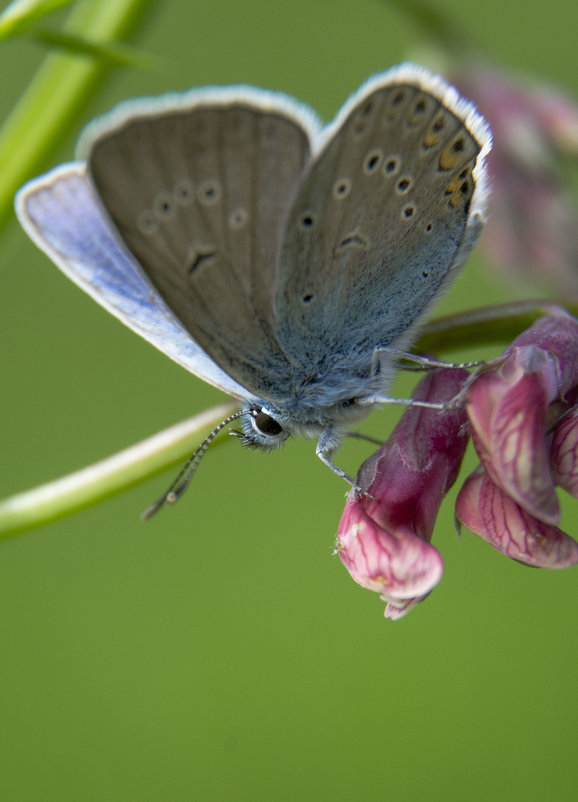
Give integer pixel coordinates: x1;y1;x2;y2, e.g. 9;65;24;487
453;64;578;295
336;310;578;619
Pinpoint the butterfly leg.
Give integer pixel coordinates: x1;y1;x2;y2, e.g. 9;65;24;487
367;346;472;410
316;427;355;485
346;430;384;446
373;346;482;372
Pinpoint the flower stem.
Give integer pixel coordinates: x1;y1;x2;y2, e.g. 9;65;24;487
0;402;236;540
417;300;578;354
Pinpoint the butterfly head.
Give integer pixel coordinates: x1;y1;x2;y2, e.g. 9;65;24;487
237;394;374;451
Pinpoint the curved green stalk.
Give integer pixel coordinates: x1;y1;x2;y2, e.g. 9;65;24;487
0;402;237;539
417;300;578;354
0;1;75;39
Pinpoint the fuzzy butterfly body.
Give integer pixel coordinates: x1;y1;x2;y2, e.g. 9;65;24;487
16;63;491;477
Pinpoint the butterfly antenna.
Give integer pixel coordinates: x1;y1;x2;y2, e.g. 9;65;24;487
141;409;247;520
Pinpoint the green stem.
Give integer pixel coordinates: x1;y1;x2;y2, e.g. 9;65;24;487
0;402;236;539
0;0;154;235
416;300;578;354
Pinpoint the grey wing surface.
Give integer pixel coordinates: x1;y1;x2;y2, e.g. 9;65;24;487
16;163;254;401
275;65;491;388
80;87;321;399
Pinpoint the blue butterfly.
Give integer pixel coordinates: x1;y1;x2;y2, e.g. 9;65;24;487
16;63;491;509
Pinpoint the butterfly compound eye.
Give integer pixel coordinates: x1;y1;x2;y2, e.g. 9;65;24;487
250;407;284;437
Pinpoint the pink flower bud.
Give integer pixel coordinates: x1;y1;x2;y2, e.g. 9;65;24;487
454;66;578;295
456;468;578;568
337;369;469;619
531;88;578;154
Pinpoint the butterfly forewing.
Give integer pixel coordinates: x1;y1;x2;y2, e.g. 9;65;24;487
16;164;255;399
84;96;316;396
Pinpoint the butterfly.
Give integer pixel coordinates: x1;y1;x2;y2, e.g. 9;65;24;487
16;63;491;510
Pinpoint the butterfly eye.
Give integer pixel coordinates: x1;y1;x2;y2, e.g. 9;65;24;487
241;406;288;452
250;407;284;437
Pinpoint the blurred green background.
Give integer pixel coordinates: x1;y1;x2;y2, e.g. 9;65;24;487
1;1;577;800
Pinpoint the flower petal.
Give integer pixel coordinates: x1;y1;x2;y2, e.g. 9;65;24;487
468;345;560;524
338;501;444;602
512;312;578;394
551;407;578;499
385;595;430;621
456;468;578;568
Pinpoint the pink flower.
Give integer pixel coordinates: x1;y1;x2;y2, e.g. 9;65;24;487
337;368;469;620
339;311;578;620
454;65;578;294
457;310;578;568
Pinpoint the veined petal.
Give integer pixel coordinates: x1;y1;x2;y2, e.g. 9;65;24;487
338;501;444;602
456;468;578;568
551;407;578;498
385;594;431;621
467;312;578;524
468;345;560;524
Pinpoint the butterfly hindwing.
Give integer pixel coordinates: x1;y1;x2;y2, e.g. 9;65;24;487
275;65;491;382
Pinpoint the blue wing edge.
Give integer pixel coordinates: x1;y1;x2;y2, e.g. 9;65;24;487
15;162;255;403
